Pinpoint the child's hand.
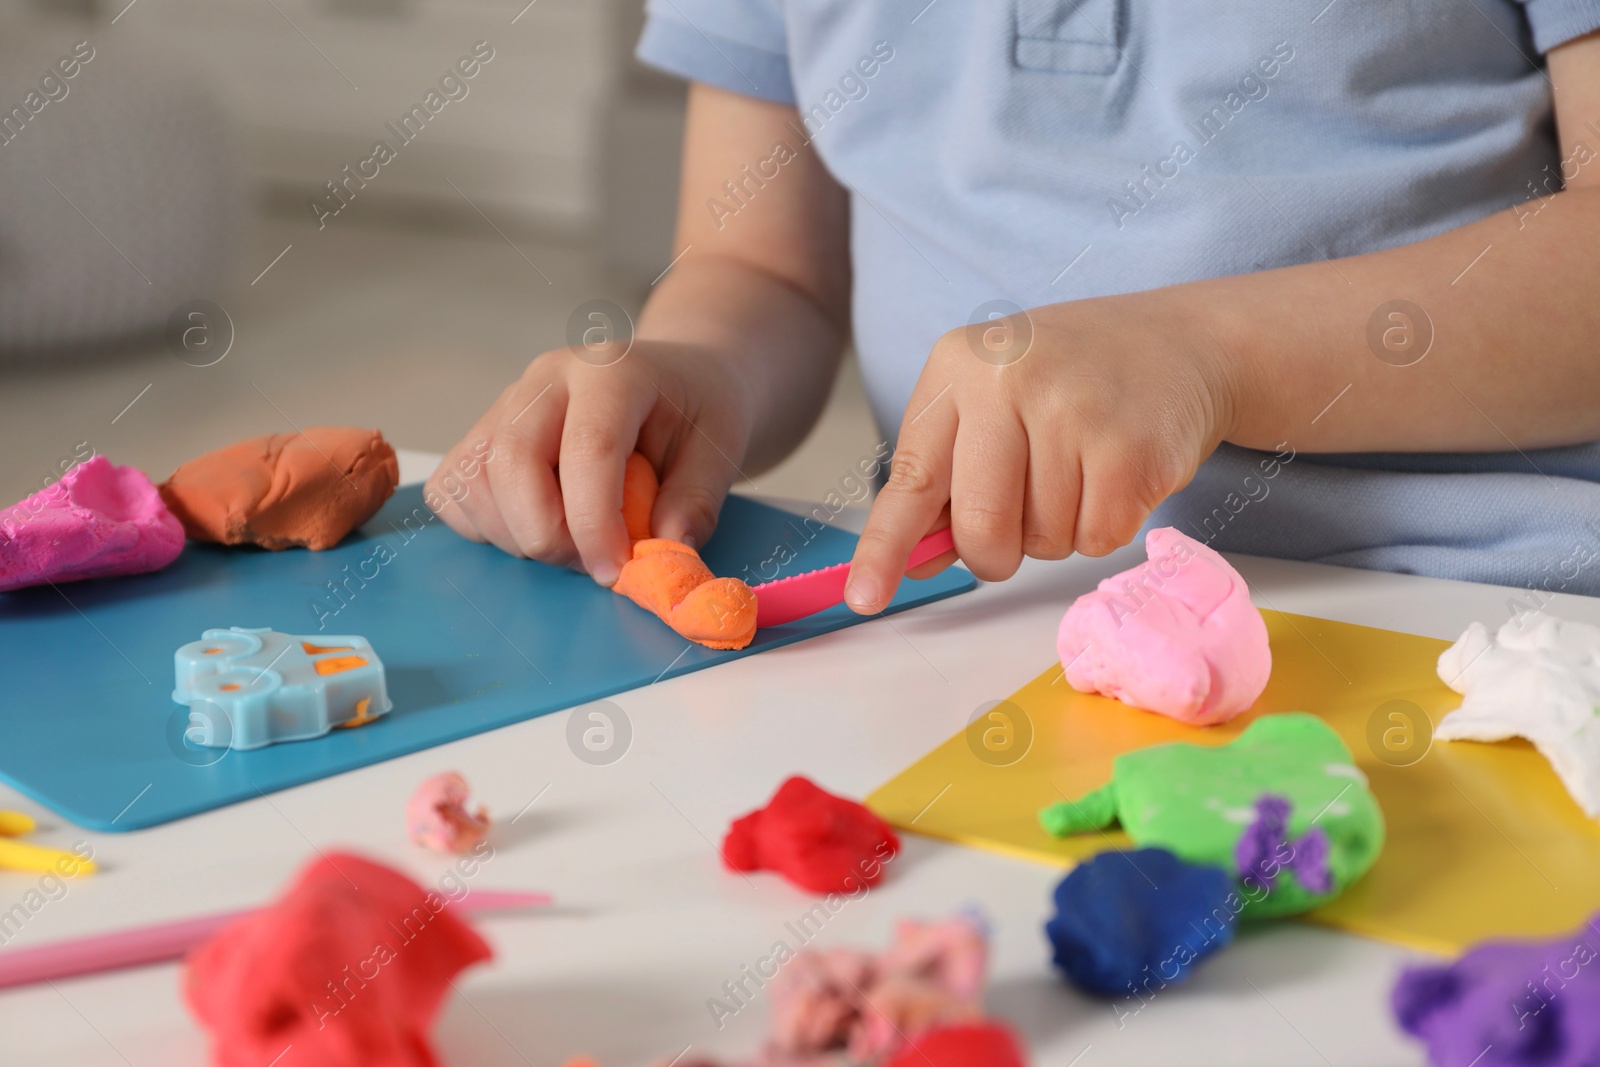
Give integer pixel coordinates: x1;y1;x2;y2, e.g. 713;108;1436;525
427;340;752;586
845;290;1238;613
429;84;853;589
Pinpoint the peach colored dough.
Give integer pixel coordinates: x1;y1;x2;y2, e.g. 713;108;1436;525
766;914;988;1063
160;427;399;551
611;453;757;650
1057;526;1270;725
405;772;490;853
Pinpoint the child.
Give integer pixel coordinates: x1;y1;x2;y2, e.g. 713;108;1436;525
430;1;1600;609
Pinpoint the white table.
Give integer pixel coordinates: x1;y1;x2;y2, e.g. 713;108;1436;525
2;451;1586;1067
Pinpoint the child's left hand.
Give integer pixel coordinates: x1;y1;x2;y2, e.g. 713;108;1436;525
841;27;1600;615
844;289;1239;614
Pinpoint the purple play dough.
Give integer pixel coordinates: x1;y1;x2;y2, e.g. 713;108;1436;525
0;456;185;592
1393;913;1600;1067
1235;793;1333;895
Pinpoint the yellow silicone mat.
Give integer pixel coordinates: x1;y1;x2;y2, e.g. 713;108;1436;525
866;610;1600;955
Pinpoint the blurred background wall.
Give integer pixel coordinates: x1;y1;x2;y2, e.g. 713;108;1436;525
11;0;683;268
0;0;874;507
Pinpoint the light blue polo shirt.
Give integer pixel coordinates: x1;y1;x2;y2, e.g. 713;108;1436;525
638;0;1600;598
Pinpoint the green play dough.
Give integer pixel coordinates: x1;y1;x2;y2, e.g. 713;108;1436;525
1039;712;1385;919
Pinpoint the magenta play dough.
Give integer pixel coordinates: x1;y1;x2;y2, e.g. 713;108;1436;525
0;456;185;592
1057;527;1270;724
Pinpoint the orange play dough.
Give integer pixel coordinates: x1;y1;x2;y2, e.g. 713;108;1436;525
621;451;656;542
610;453;757;650
160;427;399;551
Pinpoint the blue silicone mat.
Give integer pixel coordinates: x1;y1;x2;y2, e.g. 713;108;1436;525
0;487;974;831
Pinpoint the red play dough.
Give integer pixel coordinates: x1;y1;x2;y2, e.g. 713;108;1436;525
160;427;399;550
184;851;492;1067
722;776;900;894
882;1023;1029;1067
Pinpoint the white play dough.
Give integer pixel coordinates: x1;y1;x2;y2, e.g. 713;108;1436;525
1436;613;1600;819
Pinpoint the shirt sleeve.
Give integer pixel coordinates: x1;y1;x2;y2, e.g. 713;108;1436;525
1519;0;1600;53
635;0;796;104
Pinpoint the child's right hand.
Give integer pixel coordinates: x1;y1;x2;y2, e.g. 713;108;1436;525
426;339;754;587
430;83;854;585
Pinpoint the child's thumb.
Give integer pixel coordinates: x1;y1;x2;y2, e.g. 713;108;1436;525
652;434;741;550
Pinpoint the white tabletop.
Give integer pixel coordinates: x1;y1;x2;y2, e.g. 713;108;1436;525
3;450;1589;1067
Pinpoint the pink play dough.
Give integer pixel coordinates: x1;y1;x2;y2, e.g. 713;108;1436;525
0;456;185;593
765;913;988;1063
405;772;490;853
1057;526;1270;725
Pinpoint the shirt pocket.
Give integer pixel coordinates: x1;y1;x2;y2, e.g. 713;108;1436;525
1014;0;1122;75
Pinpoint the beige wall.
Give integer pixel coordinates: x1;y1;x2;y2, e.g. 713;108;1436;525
15;0;680;242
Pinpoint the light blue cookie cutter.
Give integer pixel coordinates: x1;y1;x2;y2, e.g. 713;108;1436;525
172;627;392;750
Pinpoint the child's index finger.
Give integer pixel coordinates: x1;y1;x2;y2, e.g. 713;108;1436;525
846;414;957;615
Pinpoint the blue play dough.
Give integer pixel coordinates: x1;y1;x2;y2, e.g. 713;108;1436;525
1046;848;1239;997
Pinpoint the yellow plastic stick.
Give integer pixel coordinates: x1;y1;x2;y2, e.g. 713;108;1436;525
0;811;37;837
0;838;95;877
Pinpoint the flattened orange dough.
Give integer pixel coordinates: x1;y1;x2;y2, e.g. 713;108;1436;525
611;453;757;650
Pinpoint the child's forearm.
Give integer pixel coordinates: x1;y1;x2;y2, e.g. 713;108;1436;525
633;83;853;474
1183;183;1600;455
637;252;848;471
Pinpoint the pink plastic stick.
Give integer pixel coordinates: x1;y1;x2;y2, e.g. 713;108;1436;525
752;527;956;628
0;889;551;991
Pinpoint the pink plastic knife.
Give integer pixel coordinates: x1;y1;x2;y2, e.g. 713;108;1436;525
752;527;956;628
0;888;551;991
